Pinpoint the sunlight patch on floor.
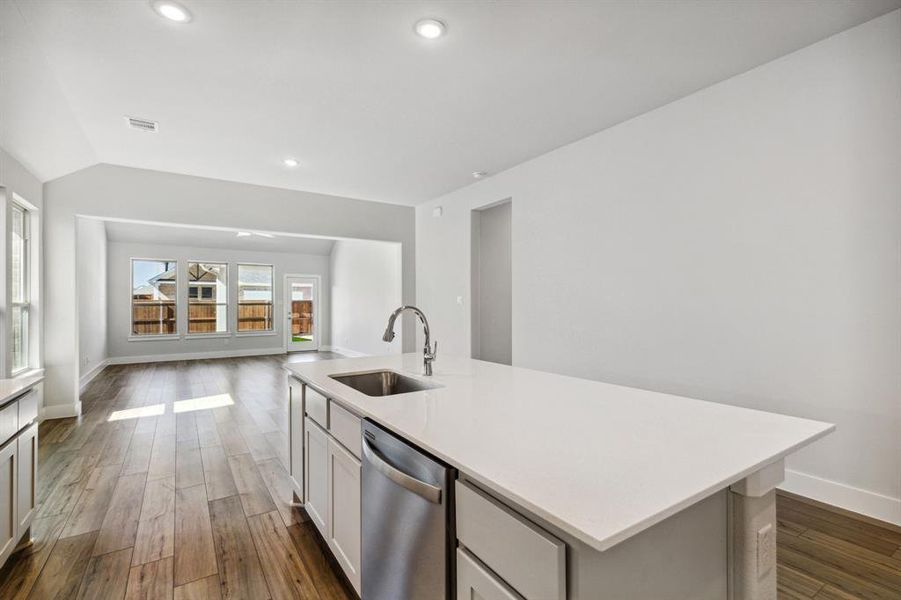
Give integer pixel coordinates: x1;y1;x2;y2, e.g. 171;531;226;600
173;393;235;413
107;403;166;421
106;393;234;421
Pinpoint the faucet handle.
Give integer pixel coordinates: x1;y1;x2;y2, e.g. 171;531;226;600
432;340;438;360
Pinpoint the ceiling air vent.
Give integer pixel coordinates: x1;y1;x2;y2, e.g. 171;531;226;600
125;116;159;133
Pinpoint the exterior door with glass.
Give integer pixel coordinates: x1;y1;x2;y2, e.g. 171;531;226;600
286;276;318;351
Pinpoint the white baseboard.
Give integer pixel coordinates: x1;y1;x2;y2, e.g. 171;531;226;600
780;468;901;526
41;401;81;421
327;346;369;358
79;359;110;392
107;346;286;365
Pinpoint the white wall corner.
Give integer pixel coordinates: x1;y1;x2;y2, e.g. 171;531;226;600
79;359;110;392
40;400;81;421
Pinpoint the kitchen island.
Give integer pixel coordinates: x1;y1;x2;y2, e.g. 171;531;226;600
285;353;833;600
0;371;43;570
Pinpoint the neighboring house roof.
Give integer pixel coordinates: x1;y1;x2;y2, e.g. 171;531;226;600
133;284;156;296
136;265;269;298
149;266;177;285
188;264;223;283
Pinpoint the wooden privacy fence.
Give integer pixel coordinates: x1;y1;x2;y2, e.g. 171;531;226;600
188;303;226;333
238;301;273;331
132;301;176;335
292;300;313;335
132;301;273;334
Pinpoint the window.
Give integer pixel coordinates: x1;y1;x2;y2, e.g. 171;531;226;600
188;262;227;334
10;203;29;372
237;264;273;332
132;259;178;336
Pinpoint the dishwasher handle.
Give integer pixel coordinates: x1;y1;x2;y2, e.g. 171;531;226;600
362;436;443;504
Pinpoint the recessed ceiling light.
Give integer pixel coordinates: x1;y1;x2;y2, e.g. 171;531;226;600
283;157;299;168
414;18;446;40
152;1;192;23
236;231;251;238
254;232;275;239
472;171;487;179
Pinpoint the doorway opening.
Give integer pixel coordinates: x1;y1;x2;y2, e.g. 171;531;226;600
470;199;512;365
285;275;320;352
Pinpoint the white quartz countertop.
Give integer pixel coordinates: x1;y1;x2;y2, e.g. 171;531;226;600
0;370;44;407
285;354;833;552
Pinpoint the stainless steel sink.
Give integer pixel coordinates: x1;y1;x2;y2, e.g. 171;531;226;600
329;370;442;397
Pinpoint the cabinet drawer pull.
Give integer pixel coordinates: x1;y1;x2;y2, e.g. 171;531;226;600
362;437;442;504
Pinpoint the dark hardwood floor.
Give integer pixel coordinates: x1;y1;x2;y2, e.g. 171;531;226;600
776;492;901;599
0;354;355;600
1;354;898;599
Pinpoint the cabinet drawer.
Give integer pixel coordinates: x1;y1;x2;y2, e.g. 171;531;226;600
305;386;328;429
456;480;566;600
0;401;17;447
457;547;523;600
17;390;38;427
328;401;361;459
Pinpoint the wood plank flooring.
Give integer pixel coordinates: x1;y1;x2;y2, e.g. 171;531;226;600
2;353;898;599
0;354;355;600
776;493;901;600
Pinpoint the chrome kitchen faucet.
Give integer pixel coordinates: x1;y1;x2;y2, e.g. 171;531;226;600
382;306;438;375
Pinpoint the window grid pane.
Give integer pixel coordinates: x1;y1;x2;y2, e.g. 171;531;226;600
188;262;228;334
132;259;178;336
11;205;26;304
11;306;28;373
11;204;29;372
237;264;273;332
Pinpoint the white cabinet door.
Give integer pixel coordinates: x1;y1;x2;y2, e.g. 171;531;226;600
304;417;329;535
327;437;362;594
17;423;38;539
457;548;523;600
0;439;17;567
288;379;304;501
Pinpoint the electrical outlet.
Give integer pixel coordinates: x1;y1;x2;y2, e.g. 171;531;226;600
757;523;775;576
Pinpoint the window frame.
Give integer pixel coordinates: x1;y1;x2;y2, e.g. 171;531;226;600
237;262;275;334
186;261;229;336
129;257;180;340
9;200;30;374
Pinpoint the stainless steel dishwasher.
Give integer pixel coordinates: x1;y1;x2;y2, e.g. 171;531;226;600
361;419;455;599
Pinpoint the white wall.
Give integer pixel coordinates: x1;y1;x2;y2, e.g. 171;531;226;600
330;239;403;357
106;240;330;361
416;12;901;524
0;147;44;378
44;164;415;416
76;218;107;384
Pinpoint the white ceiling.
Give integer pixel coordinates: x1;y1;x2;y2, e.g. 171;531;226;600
103;219;337;255
3;1;899;205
